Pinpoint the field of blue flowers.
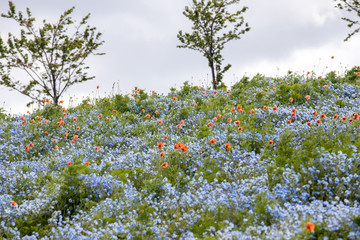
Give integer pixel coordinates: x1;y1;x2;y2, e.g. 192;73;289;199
1;69;360;239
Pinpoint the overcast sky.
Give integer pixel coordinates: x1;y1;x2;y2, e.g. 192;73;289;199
0;0;359;114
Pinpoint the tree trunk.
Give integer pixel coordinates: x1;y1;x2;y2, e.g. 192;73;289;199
210;61;216;90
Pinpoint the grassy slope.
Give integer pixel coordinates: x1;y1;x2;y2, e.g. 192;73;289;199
1;69;360;239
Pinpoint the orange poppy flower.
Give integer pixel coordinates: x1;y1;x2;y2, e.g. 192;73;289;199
107;118;111;122
289;97;293;102
158;120;163;124
203;91;206;95
21;116;25;121
273;87;276;91
158;142;164;149
323;85;327;89
76;127;80;131
260;91;263;94
174;143;180;149
291;112;296;117
306;222;315;232
160;152;165;157
45;131;48;135
22;121;26;125
272;106;278;111
194;103;197;107
210;138;216;144
176;124;181;129
52;139;57;143
99;114;103;118
307;122;311;126
321;114;325;119
60;100;64;104
238;127;243;131
74;135;78;140
317;119;321;124
95;146;101;151
63;113;67;117
164;135;168;140
97;85;100;89
225;143;231;149
37;117;42;121
250;109;255;114
146;114;151;119
263;106;267;110
287;120;291;124
25;145;30;151
30;120;35;124
226;91;230;94
11;201;17;206
334;114;338;119
305;95;310;100
142;109;145;113
84;161;90;166
227;118;232;123
155;110;159;114
208;122;213;127
29;142;33;147
357;72;360;76
237;105;242;111
54;145;59;150
112;110;117;113
234;121;240;125
269;140;274;145
71;140;75;144
162;162;168;168
331;56;334;59
73;117;77;121
342;116;347;121
292;108;296;113
181;145;188;153
231;107;235;112
217;114;222;118
213;117;218;122
180;120;185;124
313;111;317;116
173;97;177;101
213;90;217;95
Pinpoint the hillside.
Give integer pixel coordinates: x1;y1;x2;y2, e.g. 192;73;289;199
1;69;360;239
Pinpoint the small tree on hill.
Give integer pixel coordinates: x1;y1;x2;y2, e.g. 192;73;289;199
0;1;104;106
335;0;360;41
177;0;250;89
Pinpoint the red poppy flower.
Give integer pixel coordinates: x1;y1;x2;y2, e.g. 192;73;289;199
203;91;206;95
95;146;101;151
176;124;181;129
155;110;159;114
11;201;17;206
227;118;232;123
30;120;35;124
306;222;315;232
334;114;338;119
342;116;347;121
112;110;117;113
323;85;327;89
331;56;334;59
213;117;218;122
107;118;111;122
272;106;278;111
173;97;177;101
226;91;230;94
52;139;57;143
213;90;217;95
74;135;78;140
99;114;103;118
231;107;235;112
260;91;264;94
263;106;267;110
97;85;100;89
181;145;188;153
317;119;321;124
45;131;48;135
174;143;180;149
180;120;185;124
217;114;222;118
54;145;59;150
158;142;164;149
21;116;25;121
287;120;291;124
321;114;325;119
25;145;30;151
142;109;145;113
158;120;163;124
250;109;255;114
84;161;90;166
62;108;66;112
194;103;197;107
164;135;168;140
238;127;243;131
289;98;293;102
313;111;317;116
73;117;77;121
146;114;151;119
161;162;168;168
210;138;216;144
349;119;353;123
292;108;296;113
160;152;165;157
76;127;80;131
307;122;311;126
291;112;296;117
71;140;75;144
269;140;274;145
234;121;240;125
237;105;242;111
208;122;213;127
29;142;33;147
225;143;231;149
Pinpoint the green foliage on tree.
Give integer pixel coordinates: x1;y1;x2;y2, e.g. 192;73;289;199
335;0;360;41
0;1;104;106
177;0;250;89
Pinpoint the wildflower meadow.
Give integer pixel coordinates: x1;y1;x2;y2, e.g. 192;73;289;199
1;69;360;239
